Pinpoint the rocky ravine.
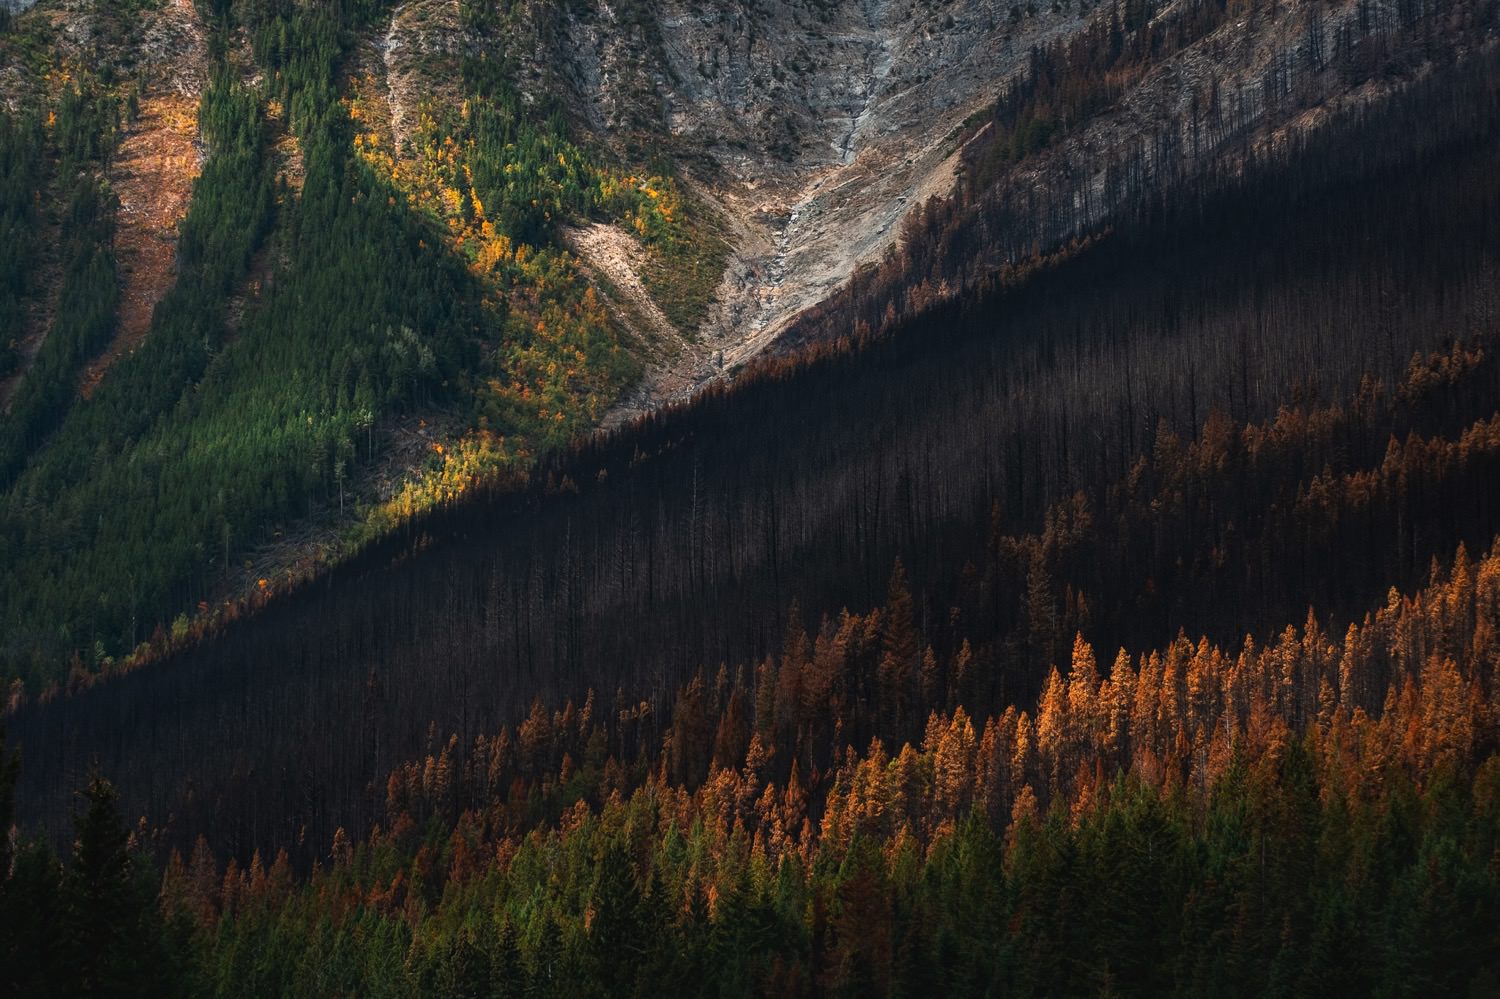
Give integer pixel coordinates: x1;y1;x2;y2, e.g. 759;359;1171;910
521;0;1089;423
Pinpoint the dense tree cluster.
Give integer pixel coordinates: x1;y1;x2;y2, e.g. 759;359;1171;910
0;2;483;684
0;110;44;379
4;524;1497;995
0;36;279;685
345;56;650;451
1;5;1498;995
343;3;721;454
6;0;1485;690
0;757;191;998
0;80;121;488
172;538;1496;998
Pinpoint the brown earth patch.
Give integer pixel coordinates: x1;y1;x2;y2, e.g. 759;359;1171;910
79;92;200;397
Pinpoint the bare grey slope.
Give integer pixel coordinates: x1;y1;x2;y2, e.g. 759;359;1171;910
516;0;1078;420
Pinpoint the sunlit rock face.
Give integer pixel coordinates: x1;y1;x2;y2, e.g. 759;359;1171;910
541;0;1063;336
474;0;1080;416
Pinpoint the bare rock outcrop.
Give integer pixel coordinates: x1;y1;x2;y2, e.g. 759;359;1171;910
508;0;1078;418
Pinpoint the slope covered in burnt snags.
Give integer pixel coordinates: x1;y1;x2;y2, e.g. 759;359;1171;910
10;46;1500;859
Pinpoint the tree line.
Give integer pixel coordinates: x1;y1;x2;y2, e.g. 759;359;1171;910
0;79;121;487
0;0;481;686
0;109;44;379
0;7;1497;995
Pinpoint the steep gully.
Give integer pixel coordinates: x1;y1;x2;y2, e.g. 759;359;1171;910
595;0;1031;426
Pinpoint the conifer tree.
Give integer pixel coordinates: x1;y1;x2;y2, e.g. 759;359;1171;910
491;920;527;998
879;559;919;735
64;773;174;997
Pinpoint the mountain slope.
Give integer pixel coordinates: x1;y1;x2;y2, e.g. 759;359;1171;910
11;40;1500;849
0;2;1498;995
3;0;1487;687
0;0;1061;685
